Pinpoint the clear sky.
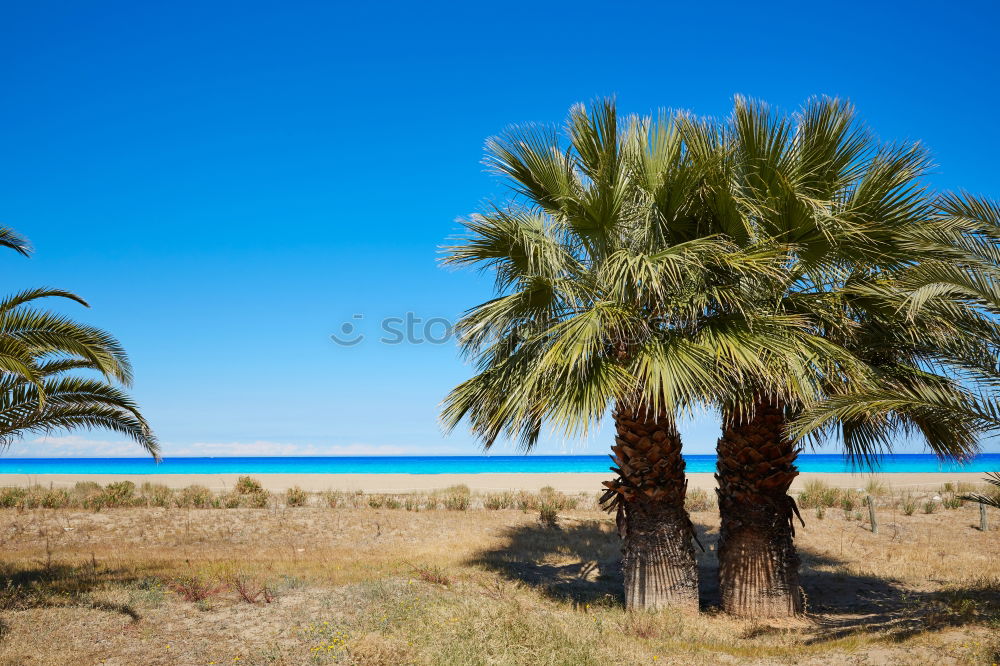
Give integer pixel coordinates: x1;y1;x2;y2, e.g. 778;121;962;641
1;0;998;457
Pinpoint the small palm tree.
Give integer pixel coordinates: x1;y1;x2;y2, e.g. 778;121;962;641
0;229;157;457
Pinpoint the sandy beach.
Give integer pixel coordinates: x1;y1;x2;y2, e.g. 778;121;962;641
0;471;985;492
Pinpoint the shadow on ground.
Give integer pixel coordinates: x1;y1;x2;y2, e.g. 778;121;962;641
468;516;998;643
0;561;143;622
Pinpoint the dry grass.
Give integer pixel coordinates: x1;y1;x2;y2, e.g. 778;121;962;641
0;482;997;665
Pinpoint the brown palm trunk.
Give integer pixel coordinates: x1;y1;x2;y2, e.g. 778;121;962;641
601;405;699;612
716;397;803;617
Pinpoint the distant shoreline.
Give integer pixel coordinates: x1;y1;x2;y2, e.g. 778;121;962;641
0;472;986;493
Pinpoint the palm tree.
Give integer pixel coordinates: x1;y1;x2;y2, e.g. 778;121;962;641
0;232;158;457
658;99;1000;617
440;101;858;611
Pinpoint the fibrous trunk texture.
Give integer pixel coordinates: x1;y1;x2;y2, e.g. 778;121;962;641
716;397;803;617
601;405;699;612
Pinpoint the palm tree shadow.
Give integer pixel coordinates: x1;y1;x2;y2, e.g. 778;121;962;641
468;516;998;642
0;562;143;622
467;518;625;606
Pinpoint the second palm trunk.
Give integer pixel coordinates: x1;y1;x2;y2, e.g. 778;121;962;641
601;405;699;611
716;397;803;617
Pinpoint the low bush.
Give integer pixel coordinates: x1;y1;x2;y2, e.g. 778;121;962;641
168;575;227;603
942;495;964;510
285;486;308;507
0;487;27;508
539;502;559;527
139;483;173;508
839;492;859;513
101;481;136;507
242;490;270;509
176;485;214;508
444;493;470;511
39;488;71;509
229;573;276;604
798;480;840;508
73;481;102;495
321;490;345;508
235;476;264;495
484;492;516;510
685;488;713;512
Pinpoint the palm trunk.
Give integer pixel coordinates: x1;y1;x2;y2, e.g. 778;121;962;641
601;405;699;612
716;397;803;617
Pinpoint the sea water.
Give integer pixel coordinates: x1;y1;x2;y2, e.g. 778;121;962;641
0;454;996;474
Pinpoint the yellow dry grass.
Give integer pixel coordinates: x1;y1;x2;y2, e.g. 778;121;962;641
0;487;997;665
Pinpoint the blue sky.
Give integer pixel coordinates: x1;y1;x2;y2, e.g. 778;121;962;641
1;0;998;457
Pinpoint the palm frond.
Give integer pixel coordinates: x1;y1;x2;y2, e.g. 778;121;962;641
0;227;30;257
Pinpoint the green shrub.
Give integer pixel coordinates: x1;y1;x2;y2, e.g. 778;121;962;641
285;486;307;507
176;485;213;508
221;492;241;508
444;492;470;511
923;499;939;514
235;476;263;495
942;495;964;509
901;493;917;516
798;479;840;508
100;481;136;508
839;492;859;513
539;502;559;527
484;492;516;510
40;488;71;509
140;483;173;508
0;487;27;508
242;490;270;509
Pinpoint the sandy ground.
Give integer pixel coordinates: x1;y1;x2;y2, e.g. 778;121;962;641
0;498;996;664
0;471;985;492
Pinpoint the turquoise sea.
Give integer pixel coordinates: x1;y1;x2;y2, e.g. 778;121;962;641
0;454;996;474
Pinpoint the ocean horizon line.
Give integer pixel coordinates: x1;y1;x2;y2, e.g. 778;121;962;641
0;453;996;475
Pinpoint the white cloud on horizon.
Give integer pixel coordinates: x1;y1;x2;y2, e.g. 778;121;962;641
4;435;428;458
